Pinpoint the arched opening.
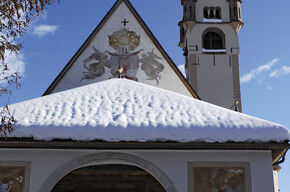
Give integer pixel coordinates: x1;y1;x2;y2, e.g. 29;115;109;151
202;28;226;50
203;6;221;19
209;7;215;18
51;164;166;192
203;32;223;49
215;7;221;19
39;153;177;192
203;6;209;18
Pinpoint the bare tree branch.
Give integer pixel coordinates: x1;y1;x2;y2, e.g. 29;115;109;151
0;0;57;137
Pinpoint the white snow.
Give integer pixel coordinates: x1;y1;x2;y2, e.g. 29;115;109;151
8;79;290;143
202;18;223;23
203;48;227;53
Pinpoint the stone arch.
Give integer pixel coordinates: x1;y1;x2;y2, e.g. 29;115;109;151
202;27;226;50
38;152;177;192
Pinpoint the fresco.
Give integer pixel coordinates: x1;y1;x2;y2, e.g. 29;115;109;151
193;167;247;192
81;28;164;85
0;165;27;192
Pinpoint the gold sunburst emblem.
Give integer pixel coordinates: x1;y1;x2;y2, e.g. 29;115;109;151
108;28;140;51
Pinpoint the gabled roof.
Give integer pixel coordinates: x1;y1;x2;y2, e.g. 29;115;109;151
43;0;200;99
9;79;290;143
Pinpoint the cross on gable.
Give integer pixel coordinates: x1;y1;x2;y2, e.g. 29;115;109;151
121;19;129;26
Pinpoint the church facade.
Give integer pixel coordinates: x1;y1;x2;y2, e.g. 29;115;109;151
0;0;289;192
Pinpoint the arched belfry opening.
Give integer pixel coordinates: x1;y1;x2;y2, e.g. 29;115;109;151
51;164;166;192
203;6;221;19
202;27;226;50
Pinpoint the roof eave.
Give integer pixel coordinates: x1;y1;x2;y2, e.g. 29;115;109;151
0;139;288;163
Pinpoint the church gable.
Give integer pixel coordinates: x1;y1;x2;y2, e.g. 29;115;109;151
44;0;198;98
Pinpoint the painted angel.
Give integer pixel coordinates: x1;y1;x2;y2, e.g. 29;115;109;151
139;49;164;85
81;47;108;81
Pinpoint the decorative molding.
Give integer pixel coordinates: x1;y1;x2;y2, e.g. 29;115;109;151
179;42;185;49
230;21;244;33
183;21;196;32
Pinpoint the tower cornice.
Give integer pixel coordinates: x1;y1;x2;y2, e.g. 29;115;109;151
230;20;244;33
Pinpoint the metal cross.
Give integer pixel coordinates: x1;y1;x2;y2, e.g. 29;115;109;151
121;19;129;26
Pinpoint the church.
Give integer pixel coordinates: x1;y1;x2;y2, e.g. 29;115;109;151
0;0;289;192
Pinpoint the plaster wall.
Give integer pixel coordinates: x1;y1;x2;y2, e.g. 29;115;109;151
0;149;275;192
51;2;192;98
197;55;234;108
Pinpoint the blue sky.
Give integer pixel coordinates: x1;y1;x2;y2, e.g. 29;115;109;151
1;0;290;190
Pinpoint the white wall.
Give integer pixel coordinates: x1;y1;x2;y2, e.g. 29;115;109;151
0;149;275;192
197;55;234;109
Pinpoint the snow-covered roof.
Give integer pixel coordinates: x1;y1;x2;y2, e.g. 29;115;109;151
8;79;290;143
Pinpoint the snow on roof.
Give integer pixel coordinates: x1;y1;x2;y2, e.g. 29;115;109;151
8;79;290;143
203;48;227;53
202;18;223;23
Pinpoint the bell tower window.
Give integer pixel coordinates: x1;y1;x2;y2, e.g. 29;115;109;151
203;7;209;18
203;6;221;19
216;7;221;19
202;28;226;50
204;32;223;49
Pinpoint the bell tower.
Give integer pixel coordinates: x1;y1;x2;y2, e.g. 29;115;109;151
179;0;243;111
